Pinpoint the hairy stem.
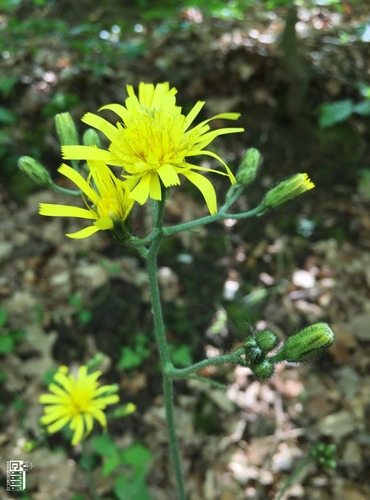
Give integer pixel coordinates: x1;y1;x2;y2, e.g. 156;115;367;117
145;199;186;500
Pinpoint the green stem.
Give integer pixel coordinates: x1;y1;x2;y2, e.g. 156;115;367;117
81;442;100;500
181;375;228;390
163;204;264;236
50;182;81;196
145;199;186;500
168;354;242;379
276;456;313;500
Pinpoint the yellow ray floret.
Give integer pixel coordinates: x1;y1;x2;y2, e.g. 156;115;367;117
39;160;134;239
39;365;119;445
62;82;244;214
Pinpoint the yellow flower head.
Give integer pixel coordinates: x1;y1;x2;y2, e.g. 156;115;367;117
39;160;134;239
62;82;244;214
39;365;119;445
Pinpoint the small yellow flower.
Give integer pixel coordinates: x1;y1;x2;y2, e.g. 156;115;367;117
39;160;134;239
62;82;244;214
39;365;119;445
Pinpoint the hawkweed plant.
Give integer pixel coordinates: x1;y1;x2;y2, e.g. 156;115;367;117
20;82;334;499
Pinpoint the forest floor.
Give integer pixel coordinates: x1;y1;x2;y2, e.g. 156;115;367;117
1;4;370;499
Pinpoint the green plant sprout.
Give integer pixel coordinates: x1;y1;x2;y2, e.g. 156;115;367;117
277;442;337;500
69;293;93;325
118;333;152;370
0;307;27;354
20;82;335;499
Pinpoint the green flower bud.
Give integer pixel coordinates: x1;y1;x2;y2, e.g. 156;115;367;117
262;173;315;210
243;337;264;366
273;323;334;363
83;128;101;148
236;148;262;186
18;156;52;186
86;353;105;372
251;359;275;379
324;444;336;458
55;112;79;146
310;442;336;469
255;329;278;353
112;402;137;418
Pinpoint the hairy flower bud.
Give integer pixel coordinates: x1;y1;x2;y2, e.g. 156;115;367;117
83;128;101;148
55;112;79;146
236;148;262;186
251;359;275;379
273;323;334;363
262;173;315;210
243;337;264;366
18;156;52;186
255;329;278;353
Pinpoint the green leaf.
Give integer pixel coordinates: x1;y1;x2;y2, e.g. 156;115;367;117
91;434;117;457
12;328;26;342
78;309;92;324
120;444;152;472
0;76;17;97
102;453;121;477
114;472;151;500
169;344;192;366
0;107;16;124
0;308;8;329
69;293;83;308
352;100;370;116
118;347;143;370
43;367;58;385
319;99;354;127
0;335;14;354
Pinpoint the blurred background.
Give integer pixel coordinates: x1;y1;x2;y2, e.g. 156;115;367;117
1;1;370;499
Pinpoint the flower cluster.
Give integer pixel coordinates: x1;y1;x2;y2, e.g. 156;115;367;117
39;82;244;237
39;365;119;445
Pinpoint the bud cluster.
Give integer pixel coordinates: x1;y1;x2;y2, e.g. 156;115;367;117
310;442;337;469
239;323;334;379
240;328;278;379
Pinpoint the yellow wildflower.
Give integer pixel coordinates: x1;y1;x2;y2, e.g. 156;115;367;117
62;82;244;214
39;160;134;239
39;365;119;446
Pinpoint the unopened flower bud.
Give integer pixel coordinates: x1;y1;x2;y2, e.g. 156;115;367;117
273;322;334;363
255;329;278;352
310;442;336;469
55;112;79;146
18;156;52;186
236;148;262;186
86;353;105;372
251;359;275;379
262;173;314;210
83;128;101;148
243;337;264;366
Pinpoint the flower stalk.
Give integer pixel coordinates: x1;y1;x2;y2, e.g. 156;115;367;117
145;198;185;499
